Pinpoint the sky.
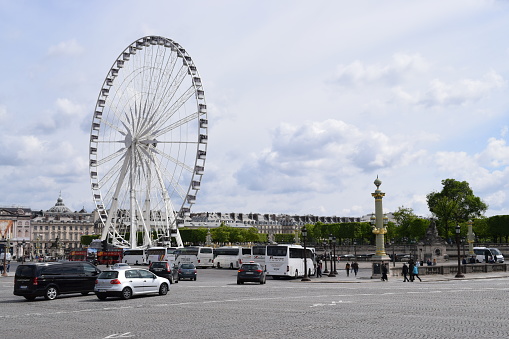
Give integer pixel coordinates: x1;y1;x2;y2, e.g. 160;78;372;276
1;0;509;219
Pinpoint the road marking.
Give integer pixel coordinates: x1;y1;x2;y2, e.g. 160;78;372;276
104;332;134;338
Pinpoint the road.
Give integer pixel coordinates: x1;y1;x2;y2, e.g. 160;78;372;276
1;265;508;338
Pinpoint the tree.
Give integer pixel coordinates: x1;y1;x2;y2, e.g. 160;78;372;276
427;179;488;239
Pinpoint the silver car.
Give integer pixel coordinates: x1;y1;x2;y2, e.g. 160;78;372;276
94;268;170;300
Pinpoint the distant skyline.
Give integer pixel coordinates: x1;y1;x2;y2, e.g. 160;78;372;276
1;1;509;218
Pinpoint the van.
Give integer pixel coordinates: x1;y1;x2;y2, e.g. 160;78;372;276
14;262;101;300
473;247;505;263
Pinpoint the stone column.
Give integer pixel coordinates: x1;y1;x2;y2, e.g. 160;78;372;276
371;177;390;261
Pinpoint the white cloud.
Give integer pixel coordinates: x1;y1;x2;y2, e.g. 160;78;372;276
47;39;84;57
418;71;505;107
333;53;429;86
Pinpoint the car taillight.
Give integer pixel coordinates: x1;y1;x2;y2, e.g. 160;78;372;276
194;270;197;273
256;270;263;273
198;259;201;263
33;277;38;285
110;279;122;284
166;263;170;270
238;269;244;273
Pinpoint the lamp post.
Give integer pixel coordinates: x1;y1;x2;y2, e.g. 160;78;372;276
323;242;329;274
22;239;26;263
328;234;336;277
467;219;474;259
455;224;464;278
332;237;338;275
353;240;357;259
391;240;395;268
301;227;311;281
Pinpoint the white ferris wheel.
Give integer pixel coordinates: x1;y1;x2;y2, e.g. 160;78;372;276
89;36;208;249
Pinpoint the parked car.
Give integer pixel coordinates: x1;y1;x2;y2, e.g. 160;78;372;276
13;262;101;300
94;268;169;300
149;261;178;284
178;263;197;281
237;262;266;285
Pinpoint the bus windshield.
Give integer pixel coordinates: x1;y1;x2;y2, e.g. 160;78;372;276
267;246;287;256
215;248;240;256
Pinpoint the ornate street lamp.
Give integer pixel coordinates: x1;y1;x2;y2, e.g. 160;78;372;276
301;226;311;281
328;234;336;277
323;241;329;274
455;224;464;278
332;236;338;275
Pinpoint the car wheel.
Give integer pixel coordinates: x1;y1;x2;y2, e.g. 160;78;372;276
159;283;169;296
229;263;234;269
96;293;107;300
174;277;179;284
217;262;221;268
24;295;36;301
44;286;58;300
121;287;132;300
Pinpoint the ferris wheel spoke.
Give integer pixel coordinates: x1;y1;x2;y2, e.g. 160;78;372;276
151;147;194;173
95;147;126;167
151;111;199;140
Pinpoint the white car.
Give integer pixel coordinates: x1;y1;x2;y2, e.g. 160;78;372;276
95;268;170;300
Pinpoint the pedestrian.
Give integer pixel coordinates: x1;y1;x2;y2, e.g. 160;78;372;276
352;262;359;276
412;264;422;282
345;262;350;277
0;263;3;274
6;261;10;273
381;262;388;281
402;263;410;282
316;260;322;278
408;260;415;282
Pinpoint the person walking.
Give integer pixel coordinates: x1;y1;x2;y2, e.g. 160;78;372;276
352;262;359;276
402;263;410;282
345;262;350;277
316;260;323;278
381;262;388;281
408;260;415;282
412;264;422;282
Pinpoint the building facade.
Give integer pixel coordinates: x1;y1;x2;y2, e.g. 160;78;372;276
30;195;95;259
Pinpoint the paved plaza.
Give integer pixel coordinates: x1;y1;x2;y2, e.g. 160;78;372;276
1;263;509;339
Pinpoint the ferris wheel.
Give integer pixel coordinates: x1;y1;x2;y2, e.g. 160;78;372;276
89;36;208;249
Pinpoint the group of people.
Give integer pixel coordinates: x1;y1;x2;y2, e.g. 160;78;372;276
314;260;359;278
401;259;421;282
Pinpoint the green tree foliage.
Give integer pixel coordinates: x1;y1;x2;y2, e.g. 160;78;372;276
275;233;296;244
427;179;488;239
81;234;100;246
487;215;509;243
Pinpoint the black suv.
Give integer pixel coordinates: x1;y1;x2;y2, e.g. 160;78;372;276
237;262;266;284
14;262;101;300
148;261;178;284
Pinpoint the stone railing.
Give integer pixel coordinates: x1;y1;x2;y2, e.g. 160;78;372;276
418;263;508;275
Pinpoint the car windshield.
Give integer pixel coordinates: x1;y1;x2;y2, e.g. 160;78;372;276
241;264;260;270
151;262;166;268
98;271;119;279
180;264;194;269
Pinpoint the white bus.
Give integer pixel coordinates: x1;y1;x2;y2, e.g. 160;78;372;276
176;246;214;268
214;246;251;269
266;244;315;279
251;245;267;266
122;249;147;265
147;247;179;265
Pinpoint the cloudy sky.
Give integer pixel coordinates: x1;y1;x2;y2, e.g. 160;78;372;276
1;0;509;219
